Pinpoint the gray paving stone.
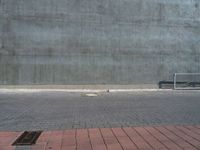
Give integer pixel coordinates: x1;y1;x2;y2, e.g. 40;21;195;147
0;91;200;131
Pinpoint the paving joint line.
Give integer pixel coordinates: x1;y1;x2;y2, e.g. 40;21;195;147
99;128;108;150
164;126;199;150
87;128;93;150
110;128;124;150
121;127;139;150
184;126;200;135
154;127;184;150
132;127;155;150
143;127;170;150
175;126;200;144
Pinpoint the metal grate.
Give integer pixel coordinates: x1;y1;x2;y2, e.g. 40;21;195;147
12;131;42;146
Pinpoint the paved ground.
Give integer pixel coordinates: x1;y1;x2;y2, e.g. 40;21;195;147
0;90;200;131
1;125;200;150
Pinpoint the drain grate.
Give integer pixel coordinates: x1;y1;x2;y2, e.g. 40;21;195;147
12;131;42;146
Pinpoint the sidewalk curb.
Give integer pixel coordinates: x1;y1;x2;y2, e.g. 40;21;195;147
0;88;173;93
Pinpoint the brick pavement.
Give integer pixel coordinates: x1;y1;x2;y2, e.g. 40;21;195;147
1;125;200;150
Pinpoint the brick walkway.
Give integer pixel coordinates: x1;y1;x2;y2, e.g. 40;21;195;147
1;125;200;150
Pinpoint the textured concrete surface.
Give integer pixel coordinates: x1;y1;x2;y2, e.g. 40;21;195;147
0;91;200;131
0;0;200;85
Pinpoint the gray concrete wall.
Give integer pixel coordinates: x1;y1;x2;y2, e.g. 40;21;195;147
0;0;200;85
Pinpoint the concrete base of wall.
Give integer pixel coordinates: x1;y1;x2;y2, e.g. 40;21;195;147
0;84;158;90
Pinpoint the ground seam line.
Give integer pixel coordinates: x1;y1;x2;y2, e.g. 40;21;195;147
143;127;170;150
75;129;77;150
164;126;199;150
99;128;108;150
131;127;155;150
179;126;200;142
184;126;200;135
60;130;64;150
87;129;93;150
110;128;124;150
121;127;139;149
153;127;184;150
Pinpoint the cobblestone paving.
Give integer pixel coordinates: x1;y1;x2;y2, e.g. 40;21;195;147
0;90;200;131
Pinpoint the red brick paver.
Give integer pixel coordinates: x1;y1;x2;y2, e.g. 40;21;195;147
89;128;107;150
1;125;200;150
0;132;22;150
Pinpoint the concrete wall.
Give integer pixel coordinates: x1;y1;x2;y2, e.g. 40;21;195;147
0;0;200;85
